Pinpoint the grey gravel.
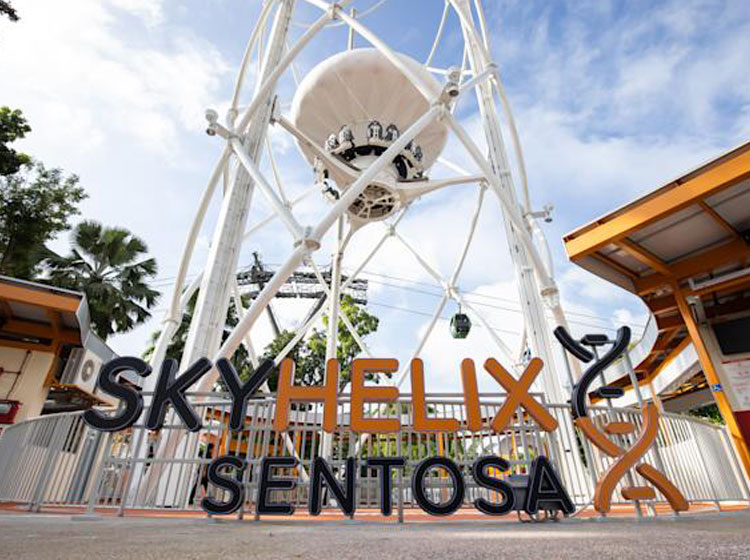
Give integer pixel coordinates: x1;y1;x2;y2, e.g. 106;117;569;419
1;510;749;559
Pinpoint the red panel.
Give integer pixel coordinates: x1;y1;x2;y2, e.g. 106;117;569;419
734;410;750;447
0;400;21;424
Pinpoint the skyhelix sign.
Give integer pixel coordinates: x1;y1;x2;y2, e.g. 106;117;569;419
83;326;690;520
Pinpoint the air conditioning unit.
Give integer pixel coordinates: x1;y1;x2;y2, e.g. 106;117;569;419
60;347;102;396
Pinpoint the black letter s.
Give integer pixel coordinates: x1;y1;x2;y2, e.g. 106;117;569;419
472;456;515;515
201;455;247;515
83;357;151;431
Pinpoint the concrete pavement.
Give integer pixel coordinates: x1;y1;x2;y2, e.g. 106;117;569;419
1;510;749;559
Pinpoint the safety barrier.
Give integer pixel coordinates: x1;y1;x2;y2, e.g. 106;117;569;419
0;393;748;517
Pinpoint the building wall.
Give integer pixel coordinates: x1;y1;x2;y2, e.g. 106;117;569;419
0;346;54;424
701;316;750;412
700;314;750;447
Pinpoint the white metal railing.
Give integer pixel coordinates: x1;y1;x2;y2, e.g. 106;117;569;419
0;394;747;517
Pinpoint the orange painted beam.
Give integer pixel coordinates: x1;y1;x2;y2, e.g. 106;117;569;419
0;283;80;313
2;319;80;345
642;337;692;382
674;287;750;477
0;338;54;352
43;341;62;387
0;299;12;317
647;294;678;315
634;238;750;295
616;239;671;275
654;326;683;352
638;331;682;372
699;201;739;238
655;314;684;332
564;147;750;260
590;252;638;279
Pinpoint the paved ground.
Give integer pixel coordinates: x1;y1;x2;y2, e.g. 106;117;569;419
1;510;749;559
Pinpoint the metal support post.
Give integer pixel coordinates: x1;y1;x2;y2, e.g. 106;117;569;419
450;0;566;404
30;416;72;512
84;432;114;517
139;0;297;505
322;216;344;460
687;421;722;511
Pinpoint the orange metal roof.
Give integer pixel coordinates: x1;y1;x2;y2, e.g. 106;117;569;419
563;141;750;387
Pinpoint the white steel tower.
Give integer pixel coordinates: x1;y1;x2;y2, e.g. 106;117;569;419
138;0;582;504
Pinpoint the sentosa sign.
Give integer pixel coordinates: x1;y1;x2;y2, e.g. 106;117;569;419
84;327;689;519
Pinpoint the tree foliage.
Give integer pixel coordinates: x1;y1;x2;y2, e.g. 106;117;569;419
143;291;256;382
45;221;160;340
145;293;382;392
688;403;724;425
0;1;18;23
260;295;382;391
0;162;87;278
0;109;160;340
0;107;31;176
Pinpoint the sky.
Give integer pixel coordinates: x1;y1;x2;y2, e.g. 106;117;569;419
2;0;750;394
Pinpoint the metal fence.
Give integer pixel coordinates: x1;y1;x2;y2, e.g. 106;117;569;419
0;393;748;517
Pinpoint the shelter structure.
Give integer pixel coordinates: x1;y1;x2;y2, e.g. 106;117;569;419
0;276;117;426
563;142;750;476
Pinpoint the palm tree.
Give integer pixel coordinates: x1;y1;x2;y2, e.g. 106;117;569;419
45;220;160;340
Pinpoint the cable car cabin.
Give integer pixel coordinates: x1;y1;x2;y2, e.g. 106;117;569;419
450;313;471;339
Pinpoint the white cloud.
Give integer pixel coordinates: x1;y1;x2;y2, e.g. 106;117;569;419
560;265;630;303
518;106;724;205
614;47;687;102
0;0;234;357
4;0;747;384
109;0;165;26
612;307;649;332
1;0;230;163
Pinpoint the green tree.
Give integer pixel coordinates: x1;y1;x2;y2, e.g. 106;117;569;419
688;403;724;425
0;107;31;176
0;162;87;278
144;293;382;391
45;221;160;340
143;291;255;381
0;1;18;23
261;295;382;391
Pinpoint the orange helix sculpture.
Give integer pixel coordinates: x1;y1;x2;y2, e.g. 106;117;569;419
555;326;689;513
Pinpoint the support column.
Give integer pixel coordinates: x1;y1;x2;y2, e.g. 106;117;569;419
321;217;344;459
181;0;295;371
453;0;565;403
138;0;296;506
674;287;750;477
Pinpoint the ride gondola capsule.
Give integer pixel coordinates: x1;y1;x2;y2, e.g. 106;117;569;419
450;312;471;339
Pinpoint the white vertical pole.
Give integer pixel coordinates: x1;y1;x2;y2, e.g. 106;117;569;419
322;216;344;459
140;0;296;505
450;0;565;404
180;0;296;371
347;8;357;50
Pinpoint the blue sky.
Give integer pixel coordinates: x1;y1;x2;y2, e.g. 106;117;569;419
2;0;749;392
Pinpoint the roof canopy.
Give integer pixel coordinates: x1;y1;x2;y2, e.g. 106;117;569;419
563;141;750;387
